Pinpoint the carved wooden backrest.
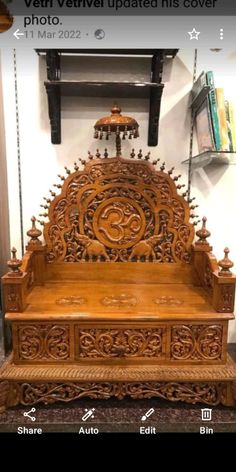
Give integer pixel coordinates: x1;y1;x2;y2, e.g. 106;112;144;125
43;156;195;263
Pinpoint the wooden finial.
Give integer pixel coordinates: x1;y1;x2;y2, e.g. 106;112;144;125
88;151;94;160
7;248;22;276
96;149;101;159
173;174;181;181
144;152;151;161
27;216;42;246
152;158;160;166
218;247;234;277
130;149;135;159
196;216;211;245
64;166;71;175
168;167;175;175
137;149;143;159
104;148;108;158
37;219;45;226
40;203;49;210
160;162;165;171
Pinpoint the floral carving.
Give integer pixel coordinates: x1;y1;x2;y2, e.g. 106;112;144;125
6;286;20;312
154;296;183;306
78;328;165;358
101;293;137;307
17;324;70;361
218;285;235;312
19;381;224;405
171;325;223;361
56;296;87;306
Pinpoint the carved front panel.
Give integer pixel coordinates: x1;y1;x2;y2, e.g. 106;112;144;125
14;324;71;362
44;157;194;263
77;328;166;359
171;325;224;362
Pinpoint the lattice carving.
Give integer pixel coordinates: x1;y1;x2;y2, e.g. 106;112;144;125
78;328;165;358
43;157;194;263
16;324;70;361
171;325;223;361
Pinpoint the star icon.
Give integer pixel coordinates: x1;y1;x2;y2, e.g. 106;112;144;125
188;28;200;40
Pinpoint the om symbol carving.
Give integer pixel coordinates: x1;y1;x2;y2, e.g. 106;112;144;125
93;197;146;249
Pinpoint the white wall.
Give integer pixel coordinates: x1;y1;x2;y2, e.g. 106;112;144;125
1;47;236;341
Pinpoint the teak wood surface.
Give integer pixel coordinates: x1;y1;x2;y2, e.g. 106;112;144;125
1;154;236;410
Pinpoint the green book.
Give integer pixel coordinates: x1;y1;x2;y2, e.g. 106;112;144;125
206;71;222;151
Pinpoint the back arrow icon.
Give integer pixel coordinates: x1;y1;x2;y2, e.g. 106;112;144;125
14;29;24;40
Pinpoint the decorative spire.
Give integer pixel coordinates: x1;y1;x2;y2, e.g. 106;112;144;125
196;216;211;245
7;248;22;276
218;247;234;277
27;216;42;246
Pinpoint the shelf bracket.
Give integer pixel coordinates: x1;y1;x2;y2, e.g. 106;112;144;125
45;50;61;144
148;52;164;146
46;84;61;145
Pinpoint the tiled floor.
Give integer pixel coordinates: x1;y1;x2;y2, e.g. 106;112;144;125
0;343;235;434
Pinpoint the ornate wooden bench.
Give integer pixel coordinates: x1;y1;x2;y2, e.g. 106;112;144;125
1;150;236;411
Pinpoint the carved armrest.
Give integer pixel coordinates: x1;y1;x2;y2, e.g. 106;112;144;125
1;249;34;312
193;239;236;313
2;218;47;312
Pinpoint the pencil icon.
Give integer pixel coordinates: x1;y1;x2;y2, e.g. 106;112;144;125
141;408;155;421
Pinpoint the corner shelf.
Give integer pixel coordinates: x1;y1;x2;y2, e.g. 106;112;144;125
182;151;236;170
37;49;178;145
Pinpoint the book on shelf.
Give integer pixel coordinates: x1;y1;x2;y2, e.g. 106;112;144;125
228;101;236;152
193;71;236;154
225;100;233;152
206;71;222;151
215;88;229;151
195;98;215;153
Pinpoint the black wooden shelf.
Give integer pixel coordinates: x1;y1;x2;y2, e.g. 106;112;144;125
37;49;178;58
45;80;164;99
182;151;236;170
39;49;178;145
